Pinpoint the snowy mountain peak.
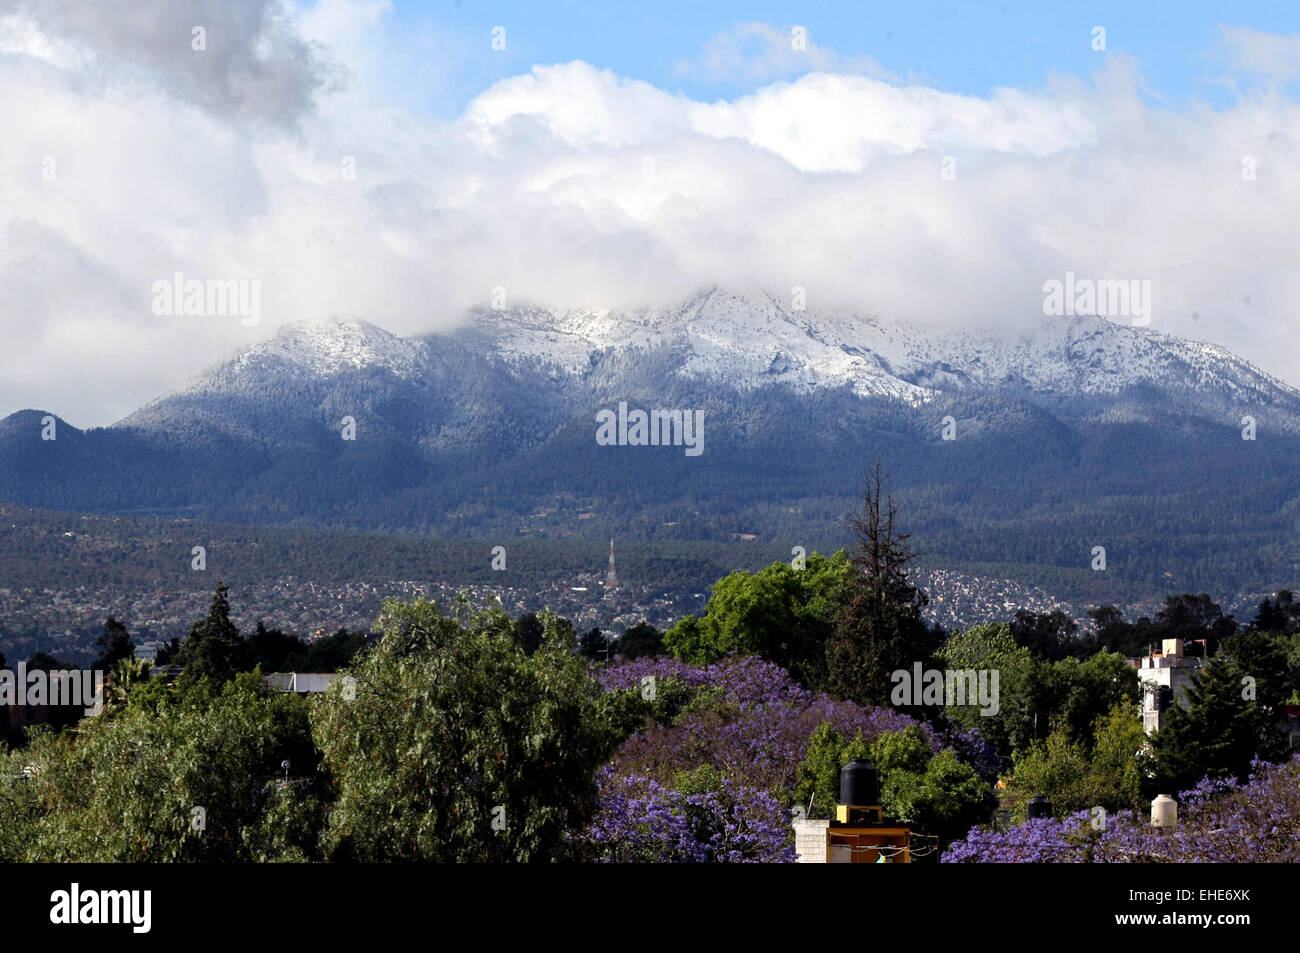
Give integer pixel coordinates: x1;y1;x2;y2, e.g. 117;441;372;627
115;318;432;429
246;318;430;379
466;289;1300;411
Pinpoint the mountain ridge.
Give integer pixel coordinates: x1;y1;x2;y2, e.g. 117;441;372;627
105;289;1300;439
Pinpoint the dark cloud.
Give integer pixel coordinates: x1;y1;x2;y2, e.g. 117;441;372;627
0;0;340;127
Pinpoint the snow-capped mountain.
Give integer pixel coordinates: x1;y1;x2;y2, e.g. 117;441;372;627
468;288;1299;414
117;318;432;435
4;288;1300;609
109;290;1300;432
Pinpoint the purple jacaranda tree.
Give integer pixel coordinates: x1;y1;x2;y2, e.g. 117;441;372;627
581;768;797;863
943;755;1300;863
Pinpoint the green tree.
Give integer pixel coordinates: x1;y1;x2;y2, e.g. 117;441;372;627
1149;648;1286;795
247;621;305;672
792;722;871;818
313;598;611;862
664;551;852;687
792;722;992;846
1008;720;1092;819
155;637;181;665
869;725;994;844
104;657;153;713
1083;703;1149;813
578;627;607;661
1154;593;1237;657
1010;703;1149;819
939;628;1136;764
174;583;249;691
937;623;1033;755
616;621;665;660
888;749;995;845
1218;630;1290;719
1010;610;1079;662
825;465;939;707
1285;633;1300;704
1248;589;1300;634
1084;605;1146;657
93;616;134;670
0;673;320;861
510;612;547;656
25;651;73;671
1052;651;1140;744
938;622;1027;671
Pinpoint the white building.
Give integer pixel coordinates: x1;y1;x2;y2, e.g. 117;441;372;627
1136;638;1203;734
133;640;167;661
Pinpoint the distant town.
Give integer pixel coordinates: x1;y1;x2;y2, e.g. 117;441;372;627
0;559;1183;668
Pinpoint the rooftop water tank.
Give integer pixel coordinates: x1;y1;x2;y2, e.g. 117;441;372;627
839;759;880;806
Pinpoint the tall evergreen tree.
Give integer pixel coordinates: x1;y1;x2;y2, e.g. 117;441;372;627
175;583;249;690
825;463;938;707
1149;640;1288;795
1249;590;1300;634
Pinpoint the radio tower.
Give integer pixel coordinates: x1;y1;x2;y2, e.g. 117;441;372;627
605;537;618;593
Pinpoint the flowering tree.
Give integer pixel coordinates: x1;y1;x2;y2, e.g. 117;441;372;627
600;655;944;798
588;654;998;859
581;769;797;863
943;755;1300;863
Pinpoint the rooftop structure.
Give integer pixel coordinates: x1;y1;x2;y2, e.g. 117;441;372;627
1135;638;1204;734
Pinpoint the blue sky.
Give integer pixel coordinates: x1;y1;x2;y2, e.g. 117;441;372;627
384;0;1298;115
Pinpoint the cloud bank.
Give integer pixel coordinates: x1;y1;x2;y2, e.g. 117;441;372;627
2;0;1299;426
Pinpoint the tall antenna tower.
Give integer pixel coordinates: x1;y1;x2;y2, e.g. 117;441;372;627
605;537;618;592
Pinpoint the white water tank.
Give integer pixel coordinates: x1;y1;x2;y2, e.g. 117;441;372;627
1151;794;1178;828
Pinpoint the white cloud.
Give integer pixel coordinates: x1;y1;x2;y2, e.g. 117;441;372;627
1217;24;1300;81
2;1;1300;427
467;64;1096;172
674;21;892;84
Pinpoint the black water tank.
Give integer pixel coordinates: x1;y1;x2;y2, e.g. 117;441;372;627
839;759;879;806
1027;795;1053;819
